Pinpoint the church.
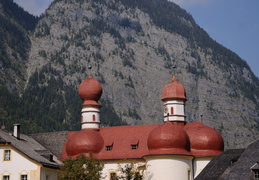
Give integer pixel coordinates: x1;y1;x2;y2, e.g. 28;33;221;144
0;75;224;180
61;74;224;179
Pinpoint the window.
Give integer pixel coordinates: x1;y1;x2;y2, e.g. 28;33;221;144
3;175;10;180
106;146;112;151
254;170;259;179
4;150;11;161
92;115;96;121
21;175;27;180
131;144;137;150
171;107;174;115
110;172;117;180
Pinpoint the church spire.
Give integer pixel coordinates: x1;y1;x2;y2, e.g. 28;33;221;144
161;76;187;123
78;75;102;129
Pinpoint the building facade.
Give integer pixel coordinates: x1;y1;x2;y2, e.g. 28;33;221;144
0;124;60;180
61;75;224;180
0;75;224;180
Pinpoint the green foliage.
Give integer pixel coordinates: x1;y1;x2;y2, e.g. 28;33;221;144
117;162;144;180
58;153;104;180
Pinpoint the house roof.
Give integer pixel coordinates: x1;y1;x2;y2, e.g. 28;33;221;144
30;131;68;158
196;139;259;180
220;139;259;180
0;129;60;169
195;149;245;180
60;121;223;161
61;124;159;160
251;162;259;170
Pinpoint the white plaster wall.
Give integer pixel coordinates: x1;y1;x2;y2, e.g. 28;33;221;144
41;167;58;180
0;146;39;180
101;161;146;180
81;106;100;129
193;158;211;178
164;100;185;122
145;157;192;180
82;123;100;129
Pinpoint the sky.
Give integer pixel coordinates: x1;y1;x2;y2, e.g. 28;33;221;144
13;0;259;78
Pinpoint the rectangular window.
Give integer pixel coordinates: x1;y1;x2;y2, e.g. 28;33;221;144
110;172;117;180
21;175;27;180
3;175;10;180
131;144;137;150
106;146;112;151
255;171;259;179
4;150;11;161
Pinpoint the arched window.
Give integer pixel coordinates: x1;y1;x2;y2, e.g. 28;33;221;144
171;107;174;115
92;115;96;121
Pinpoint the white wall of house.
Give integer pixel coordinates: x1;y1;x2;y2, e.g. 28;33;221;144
41;167;59;180
0;145;58;180
193;157;212;178
101;160;146;180
144;155;193;180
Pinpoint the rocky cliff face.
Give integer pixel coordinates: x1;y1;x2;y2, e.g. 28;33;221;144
1;0;259;149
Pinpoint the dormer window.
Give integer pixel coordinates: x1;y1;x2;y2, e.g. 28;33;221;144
106;146;112;151
131;140;139;150
254;170;259;179
106;141;114;151
131;144;137;150
250;162;259;179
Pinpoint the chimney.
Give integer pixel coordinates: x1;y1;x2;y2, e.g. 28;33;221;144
13;124;20;139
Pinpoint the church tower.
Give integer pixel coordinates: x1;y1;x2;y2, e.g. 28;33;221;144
78;75;102;129
161;76;187;123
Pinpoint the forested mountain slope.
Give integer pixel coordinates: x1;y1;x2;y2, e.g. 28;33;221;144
0;0;259;149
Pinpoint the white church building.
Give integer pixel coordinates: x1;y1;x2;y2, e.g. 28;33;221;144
0;75;224;180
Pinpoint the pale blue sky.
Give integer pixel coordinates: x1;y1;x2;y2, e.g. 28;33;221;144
13;0;259;78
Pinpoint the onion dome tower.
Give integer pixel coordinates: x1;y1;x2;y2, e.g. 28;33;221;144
184;121;224;178
65;129;104;157
184;122;224;157
161;76;187;123
147;121;190;155
145;121;192;180
78;75;102;129
64;75;104;158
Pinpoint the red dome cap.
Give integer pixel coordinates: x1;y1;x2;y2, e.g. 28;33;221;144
147;121;190;155
162;76;186;101
184;122;224;157
66;129;104;156
78;75;102;105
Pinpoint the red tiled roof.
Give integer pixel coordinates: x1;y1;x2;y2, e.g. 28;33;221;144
78;75;102;104
97;124;158;160
184;122;224;157
161;76;187;101
61;121;224;161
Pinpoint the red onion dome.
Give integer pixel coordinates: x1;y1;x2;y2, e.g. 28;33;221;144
162;76;186;101
147;121;190;155
184;122;224;157
66;129;104;156
78;75;102;105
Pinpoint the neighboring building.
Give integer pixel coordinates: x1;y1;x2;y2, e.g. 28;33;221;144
0;75;224;180
0;124;60;180
195;139;259;180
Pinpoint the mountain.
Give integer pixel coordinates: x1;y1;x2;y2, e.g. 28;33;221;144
0;0;259;149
